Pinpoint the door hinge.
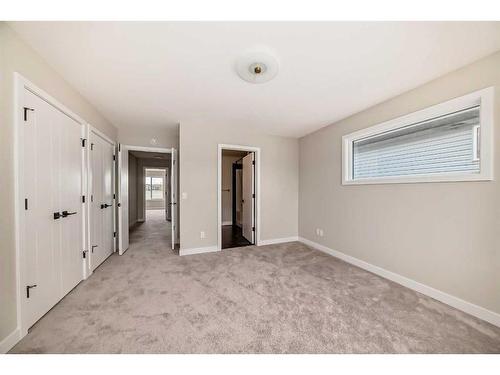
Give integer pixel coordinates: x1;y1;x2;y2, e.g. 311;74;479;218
91;195;94;202
113;193;116;199
82;195;85;203
252;193;255;198
118;143;121;152
25;198;28;210
81;138;86;147
26;284;37;298
113;232;116;238
82;250;88;259
252;226;255;231
90;143;94;151
252;160;255;165
113;155;116;161
23;107;34;121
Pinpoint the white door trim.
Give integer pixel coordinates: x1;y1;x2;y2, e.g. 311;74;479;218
117;144;173;254
13;72;88;338
217;144;261;251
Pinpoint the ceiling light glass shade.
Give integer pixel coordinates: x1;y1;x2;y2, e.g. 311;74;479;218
236;50;279;84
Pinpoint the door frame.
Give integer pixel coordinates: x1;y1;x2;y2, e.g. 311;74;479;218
217;144;261;251
86;126;116;276
117;145;174;254
13;73;88;338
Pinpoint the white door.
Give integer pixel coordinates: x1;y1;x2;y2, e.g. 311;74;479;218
22;87;84;329
170;148;177;250
89;132;115;269
242;153;255;243
118;145;129;254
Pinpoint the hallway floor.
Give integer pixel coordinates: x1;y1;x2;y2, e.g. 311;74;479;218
221;224;251;249
9;213;500;353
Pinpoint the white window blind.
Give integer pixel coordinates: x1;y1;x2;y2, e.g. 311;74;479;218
352;106;480;180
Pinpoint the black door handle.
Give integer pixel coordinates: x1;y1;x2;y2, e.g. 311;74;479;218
101;203;112;209
62;210;77;217
54;212;61;220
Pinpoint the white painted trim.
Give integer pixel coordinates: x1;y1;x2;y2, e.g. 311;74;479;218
13;73;87;338
217;144;261;251
117;144;173;255
0;328;21;354
299;237;500;328
221;221;232;226
122;144;172;154
342;87;495;185
259;237;299;246
179;246;219;256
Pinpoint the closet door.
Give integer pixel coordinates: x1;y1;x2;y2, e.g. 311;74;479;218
22;87;84;329
101;139;115;260
59;103;84;296
90;132;115;270
90;134;103;270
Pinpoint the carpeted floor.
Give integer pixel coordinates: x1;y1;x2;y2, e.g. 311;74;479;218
10;211;500;353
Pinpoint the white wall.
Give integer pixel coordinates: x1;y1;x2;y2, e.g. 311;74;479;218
119;124;179;149
179;121;299;250
0;22;118;345
299;50;500;316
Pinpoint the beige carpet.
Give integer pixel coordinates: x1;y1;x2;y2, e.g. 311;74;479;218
10;211;500;353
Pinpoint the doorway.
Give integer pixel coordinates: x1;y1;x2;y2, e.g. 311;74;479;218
117;146;178;254
218;145;260;250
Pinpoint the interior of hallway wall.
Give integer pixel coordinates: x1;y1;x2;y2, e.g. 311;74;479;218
128;154;138;228
118;124;179;149
179;122;299;250
145;168;167;210
221;154;244;225
299;50;500;316
0;22;118;345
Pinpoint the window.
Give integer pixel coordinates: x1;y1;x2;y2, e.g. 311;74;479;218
145;175;164;200
342;88;494;184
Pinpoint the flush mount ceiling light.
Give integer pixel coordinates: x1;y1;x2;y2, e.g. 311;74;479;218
236;50;279;84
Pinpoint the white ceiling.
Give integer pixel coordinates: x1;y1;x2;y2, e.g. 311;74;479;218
9;22;500;138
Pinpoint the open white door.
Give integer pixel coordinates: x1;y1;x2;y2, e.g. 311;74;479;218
118;145;129;254
170;148;177;250
242;152;255;243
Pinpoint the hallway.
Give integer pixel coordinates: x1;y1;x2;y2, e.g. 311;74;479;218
129;210;172;249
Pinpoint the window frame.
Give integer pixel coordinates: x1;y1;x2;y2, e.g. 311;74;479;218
342;87;494;185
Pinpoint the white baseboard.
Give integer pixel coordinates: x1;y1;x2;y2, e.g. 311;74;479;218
259;236;299;246
221;221;232;226
179;245;219;256
0;328;21;353
299;237;500;328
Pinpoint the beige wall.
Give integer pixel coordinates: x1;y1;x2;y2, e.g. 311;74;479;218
299;50;500;315
128;154;138;227
0;23;118;342
179;121;299;250
119;125;179;149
